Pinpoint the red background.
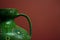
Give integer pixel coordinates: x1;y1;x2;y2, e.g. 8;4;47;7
0;0;60;40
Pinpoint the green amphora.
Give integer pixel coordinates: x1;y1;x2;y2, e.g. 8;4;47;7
0;8;32;40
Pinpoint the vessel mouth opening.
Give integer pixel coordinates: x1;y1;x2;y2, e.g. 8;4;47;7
0;8;19;19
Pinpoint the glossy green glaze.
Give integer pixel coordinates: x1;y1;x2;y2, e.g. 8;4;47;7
0;8;32;40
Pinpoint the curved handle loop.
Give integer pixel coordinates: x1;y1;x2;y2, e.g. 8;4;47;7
17;13;32;37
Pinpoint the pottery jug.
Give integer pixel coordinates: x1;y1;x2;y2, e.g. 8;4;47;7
0;8;32;40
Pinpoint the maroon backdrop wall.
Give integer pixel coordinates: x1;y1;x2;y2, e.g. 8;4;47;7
0;0;60;40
